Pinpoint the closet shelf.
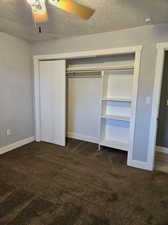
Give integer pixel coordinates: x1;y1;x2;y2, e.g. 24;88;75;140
102;97;132;102
101;114;130;121
67;64;134;72
100;139;129;151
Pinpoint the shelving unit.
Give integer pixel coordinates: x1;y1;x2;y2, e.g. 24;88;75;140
99;64;134;152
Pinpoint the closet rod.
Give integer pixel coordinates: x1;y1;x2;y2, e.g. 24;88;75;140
66;71;101;77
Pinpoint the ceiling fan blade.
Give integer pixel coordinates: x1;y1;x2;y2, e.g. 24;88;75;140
48;0;94;20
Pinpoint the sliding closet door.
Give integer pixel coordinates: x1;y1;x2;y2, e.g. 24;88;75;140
39;60;66;146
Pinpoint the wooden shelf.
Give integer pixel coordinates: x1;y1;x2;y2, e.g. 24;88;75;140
101;114;130;121
100;139;129;151
102;97;131;102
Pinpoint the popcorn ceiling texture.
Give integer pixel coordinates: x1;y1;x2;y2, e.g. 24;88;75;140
0;0;168;41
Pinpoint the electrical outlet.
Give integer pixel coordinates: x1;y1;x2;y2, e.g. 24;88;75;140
6;129;11;136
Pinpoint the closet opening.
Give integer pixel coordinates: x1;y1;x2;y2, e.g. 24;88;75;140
66;53;135;156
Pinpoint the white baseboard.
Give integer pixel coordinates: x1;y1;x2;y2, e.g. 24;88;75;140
156;145;168;154
67;132;99;144
0;136;35;155
127;159;153;171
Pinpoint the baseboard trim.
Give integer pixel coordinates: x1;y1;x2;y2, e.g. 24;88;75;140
0;136;35;155
67;132;99;144
127;159;153;171
156;145;168;154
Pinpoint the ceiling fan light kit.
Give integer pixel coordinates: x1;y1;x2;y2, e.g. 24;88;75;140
27;0;45;14
27;0;48;23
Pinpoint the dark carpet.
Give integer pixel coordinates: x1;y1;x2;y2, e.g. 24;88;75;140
0;138;168;225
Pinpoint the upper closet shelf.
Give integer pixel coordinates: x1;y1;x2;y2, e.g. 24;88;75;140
102;97;132;102
67;64;134;72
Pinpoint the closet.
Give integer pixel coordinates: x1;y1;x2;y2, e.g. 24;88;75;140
34;47;140;165
66;54;134;152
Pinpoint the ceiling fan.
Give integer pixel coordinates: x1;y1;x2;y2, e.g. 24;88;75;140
27;0;95;24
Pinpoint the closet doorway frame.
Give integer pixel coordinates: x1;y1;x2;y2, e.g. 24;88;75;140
148;42;168;170
33;45;142;169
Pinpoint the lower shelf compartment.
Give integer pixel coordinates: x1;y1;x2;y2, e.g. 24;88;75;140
100;139;129;151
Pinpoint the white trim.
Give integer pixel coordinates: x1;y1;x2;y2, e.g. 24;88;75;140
98;71;104;150
156;146;168;154
127;47;144;169
157;42;168;50
67;132;99;144
148;42;168;171
34;46;142;61
34;45;143;170
0;137;35;155
34;58;40;142
127;159;152;171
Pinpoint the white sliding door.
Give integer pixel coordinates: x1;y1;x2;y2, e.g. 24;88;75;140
39;60;66;146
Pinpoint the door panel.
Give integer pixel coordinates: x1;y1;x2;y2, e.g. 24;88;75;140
157;52;168;147
39;60;66;146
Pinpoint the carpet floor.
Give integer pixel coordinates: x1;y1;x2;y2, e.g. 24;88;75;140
0;138;168;225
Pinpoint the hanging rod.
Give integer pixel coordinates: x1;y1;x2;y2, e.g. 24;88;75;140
66;71;101;77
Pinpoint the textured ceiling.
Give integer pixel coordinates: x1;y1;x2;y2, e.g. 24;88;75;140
0;0;168;42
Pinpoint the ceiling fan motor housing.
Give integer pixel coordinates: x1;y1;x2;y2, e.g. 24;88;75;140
27;0;46;13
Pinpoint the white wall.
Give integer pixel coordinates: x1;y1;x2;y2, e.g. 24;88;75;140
32;23;168;163
0;32;34;148
67;77;101;143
